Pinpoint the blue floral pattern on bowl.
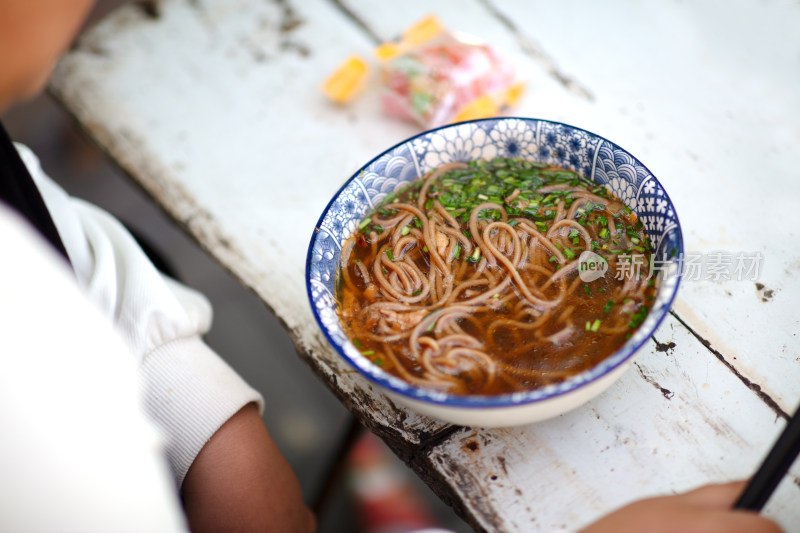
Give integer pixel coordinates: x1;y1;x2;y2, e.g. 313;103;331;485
306;118;683;408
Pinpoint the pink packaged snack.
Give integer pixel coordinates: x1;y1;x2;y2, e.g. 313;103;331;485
322;15;524;128
376;16;524;128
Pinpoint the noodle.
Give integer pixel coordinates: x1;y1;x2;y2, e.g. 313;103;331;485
338;158;656;395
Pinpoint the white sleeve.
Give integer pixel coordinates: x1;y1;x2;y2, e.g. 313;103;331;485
0;205;188;533
15;143;264;485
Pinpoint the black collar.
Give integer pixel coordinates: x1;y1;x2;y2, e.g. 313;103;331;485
0;122;71;264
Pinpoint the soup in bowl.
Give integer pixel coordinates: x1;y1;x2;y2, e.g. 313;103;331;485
307;118;682;426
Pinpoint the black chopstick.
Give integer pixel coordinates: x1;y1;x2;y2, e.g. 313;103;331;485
734;404;800;511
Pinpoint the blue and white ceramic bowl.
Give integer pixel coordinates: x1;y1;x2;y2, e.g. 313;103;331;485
307;118;683;426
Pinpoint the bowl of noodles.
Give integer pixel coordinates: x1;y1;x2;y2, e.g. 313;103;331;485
307;118;682;426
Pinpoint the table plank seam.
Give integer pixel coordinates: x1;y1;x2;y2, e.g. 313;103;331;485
670;310;790;421
476;0;595;101
329;0;382;44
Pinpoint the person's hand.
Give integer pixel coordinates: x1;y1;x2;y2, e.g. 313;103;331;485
580;481;783;533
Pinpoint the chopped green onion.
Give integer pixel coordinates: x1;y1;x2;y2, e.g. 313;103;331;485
362;350;375;356
385;249;394;260
591;319;601;332
604;301;615;312
584;284;591;295
358;217;371;230
383;190;398;204
401;226;410;236
629;305;649;328
599;228;609;239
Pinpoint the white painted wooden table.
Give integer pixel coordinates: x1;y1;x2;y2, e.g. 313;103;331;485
51;1;800;531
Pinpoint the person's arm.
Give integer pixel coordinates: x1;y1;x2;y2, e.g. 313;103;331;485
182;402;316;533
580;481;783;533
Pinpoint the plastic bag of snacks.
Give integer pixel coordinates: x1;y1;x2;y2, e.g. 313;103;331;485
322;15;525;129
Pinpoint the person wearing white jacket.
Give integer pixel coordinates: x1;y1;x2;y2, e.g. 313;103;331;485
0;1;314;532
1;194;190;532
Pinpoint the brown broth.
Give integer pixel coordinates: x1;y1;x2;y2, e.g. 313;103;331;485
337;158;656;395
